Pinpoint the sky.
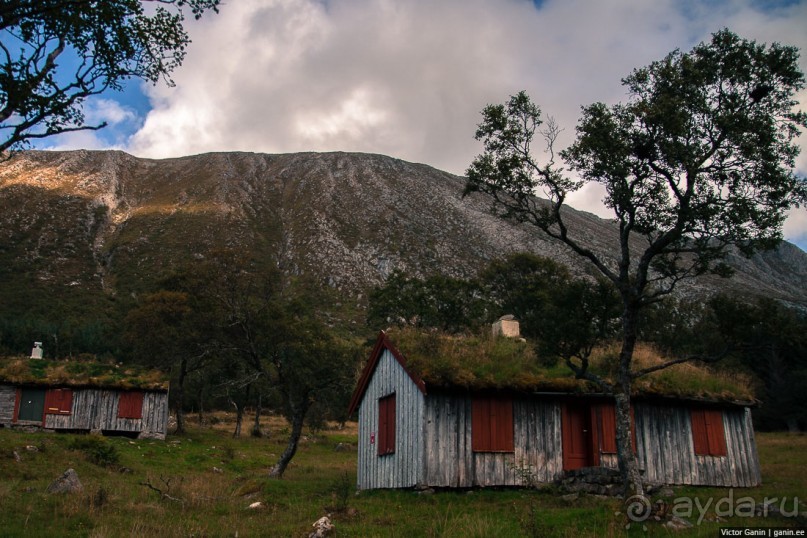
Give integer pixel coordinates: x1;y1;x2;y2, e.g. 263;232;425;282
35;0;807;250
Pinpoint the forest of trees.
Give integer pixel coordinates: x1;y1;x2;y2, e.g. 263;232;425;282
368;253;807;433
1;251;805;439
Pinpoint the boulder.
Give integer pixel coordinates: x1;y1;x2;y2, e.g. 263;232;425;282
309;515;334;538
47;469;83;494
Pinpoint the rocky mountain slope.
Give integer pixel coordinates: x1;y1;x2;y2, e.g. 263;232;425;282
1;150;805;313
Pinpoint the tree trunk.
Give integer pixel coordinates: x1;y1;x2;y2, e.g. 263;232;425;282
615;302;644;497
614;392;643;497
251;394;264;437
197;390;204;426
175;357;187;434
232;400;243;438
269;402;308;478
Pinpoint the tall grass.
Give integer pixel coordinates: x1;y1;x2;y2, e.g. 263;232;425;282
0;414;802;537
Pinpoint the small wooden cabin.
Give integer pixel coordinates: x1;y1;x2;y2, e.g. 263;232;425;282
348;329;761;490
0;357;169;440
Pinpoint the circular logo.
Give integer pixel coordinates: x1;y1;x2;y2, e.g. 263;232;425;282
624;494;652;522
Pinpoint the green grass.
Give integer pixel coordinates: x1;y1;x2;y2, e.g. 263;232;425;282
0;420;804;537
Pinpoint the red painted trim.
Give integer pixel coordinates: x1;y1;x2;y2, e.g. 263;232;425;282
347;331;427;416
12;388;21;423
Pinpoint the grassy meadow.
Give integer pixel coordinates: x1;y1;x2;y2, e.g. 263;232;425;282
0;415;804;537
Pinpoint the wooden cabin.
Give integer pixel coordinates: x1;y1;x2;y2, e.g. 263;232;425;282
0;357;169;440
348;328;761;490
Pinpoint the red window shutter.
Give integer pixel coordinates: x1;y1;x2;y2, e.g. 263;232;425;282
692;408;727;456
600;403;617;453
45;389;73;415
118;392;144;419
704;409;727;456
691;408;709;455
472;397;490;451
495;397;514;452
44;390;57;414
377;394;396;455
60;389;73;414
472;396;513;452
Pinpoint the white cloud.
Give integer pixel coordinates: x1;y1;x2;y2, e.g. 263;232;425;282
121;0;807;246
40;97;139;151
84;98;137;126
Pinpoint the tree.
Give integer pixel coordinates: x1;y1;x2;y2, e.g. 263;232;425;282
0;0;219;153
466;30;806;495
123;290;213;434
267;320;357;478
198;251;284;438
705;295;807;432
367;270;488;333
480;253;620;363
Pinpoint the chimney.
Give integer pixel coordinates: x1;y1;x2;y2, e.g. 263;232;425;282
492;315;520;338
30;342;43;359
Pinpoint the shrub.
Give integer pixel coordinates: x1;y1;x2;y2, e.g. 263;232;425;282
68;436;120;467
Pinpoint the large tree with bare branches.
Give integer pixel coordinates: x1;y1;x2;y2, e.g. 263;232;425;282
0;0;218;153
465;30;806;496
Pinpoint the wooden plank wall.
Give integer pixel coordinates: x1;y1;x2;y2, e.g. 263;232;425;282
43;389;168;439
0;384;16;424
423;396;563;487
356;350;425;490
140;391;169;439
634;403;760;487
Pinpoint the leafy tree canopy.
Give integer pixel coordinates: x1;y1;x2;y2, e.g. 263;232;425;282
467;30;806;298
0;0;219;152
465;29;807;495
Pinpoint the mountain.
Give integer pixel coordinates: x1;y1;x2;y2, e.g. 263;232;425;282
1;149;806;321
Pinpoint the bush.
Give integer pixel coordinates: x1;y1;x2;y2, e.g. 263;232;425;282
68;436;120;467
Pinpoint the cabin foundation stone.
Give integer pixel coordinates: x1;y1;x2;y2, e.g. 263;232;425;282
559;467;626;497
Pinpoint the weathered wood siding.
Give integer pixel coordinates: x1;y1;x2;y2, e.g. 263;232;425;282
42;389;168;439
0;384;16;424
356;350;425;489
634;403;760;487
423;395;563;487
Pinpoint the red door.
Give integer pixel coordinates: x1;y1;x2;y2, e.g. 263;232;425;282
562;402;592;470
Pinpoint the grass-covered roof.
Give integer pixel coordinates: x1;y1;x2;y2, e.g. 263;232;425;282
0;357;169;392
384;328;755;405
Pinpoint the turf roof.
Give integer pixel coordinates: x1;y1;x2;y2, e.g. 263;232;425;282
0;356;169;391
382;328;755;405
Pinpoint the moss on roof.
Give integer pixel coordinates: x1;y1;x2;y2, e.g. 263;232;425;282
384;329;755;405
0;357;169;391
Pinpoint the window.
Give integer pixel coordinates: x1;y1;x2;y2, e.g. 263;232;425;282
378;393;396;456
472;396;514;452
44;388;73;415
118;392;144;419
691;408;727;456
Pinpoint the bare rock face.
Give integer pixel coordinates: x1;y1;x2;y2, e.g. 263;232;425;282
1;149;805;309
47;468;83;494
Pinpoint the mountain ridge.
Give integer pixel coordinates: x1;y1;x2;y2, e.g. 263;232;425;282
1;149;805;313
